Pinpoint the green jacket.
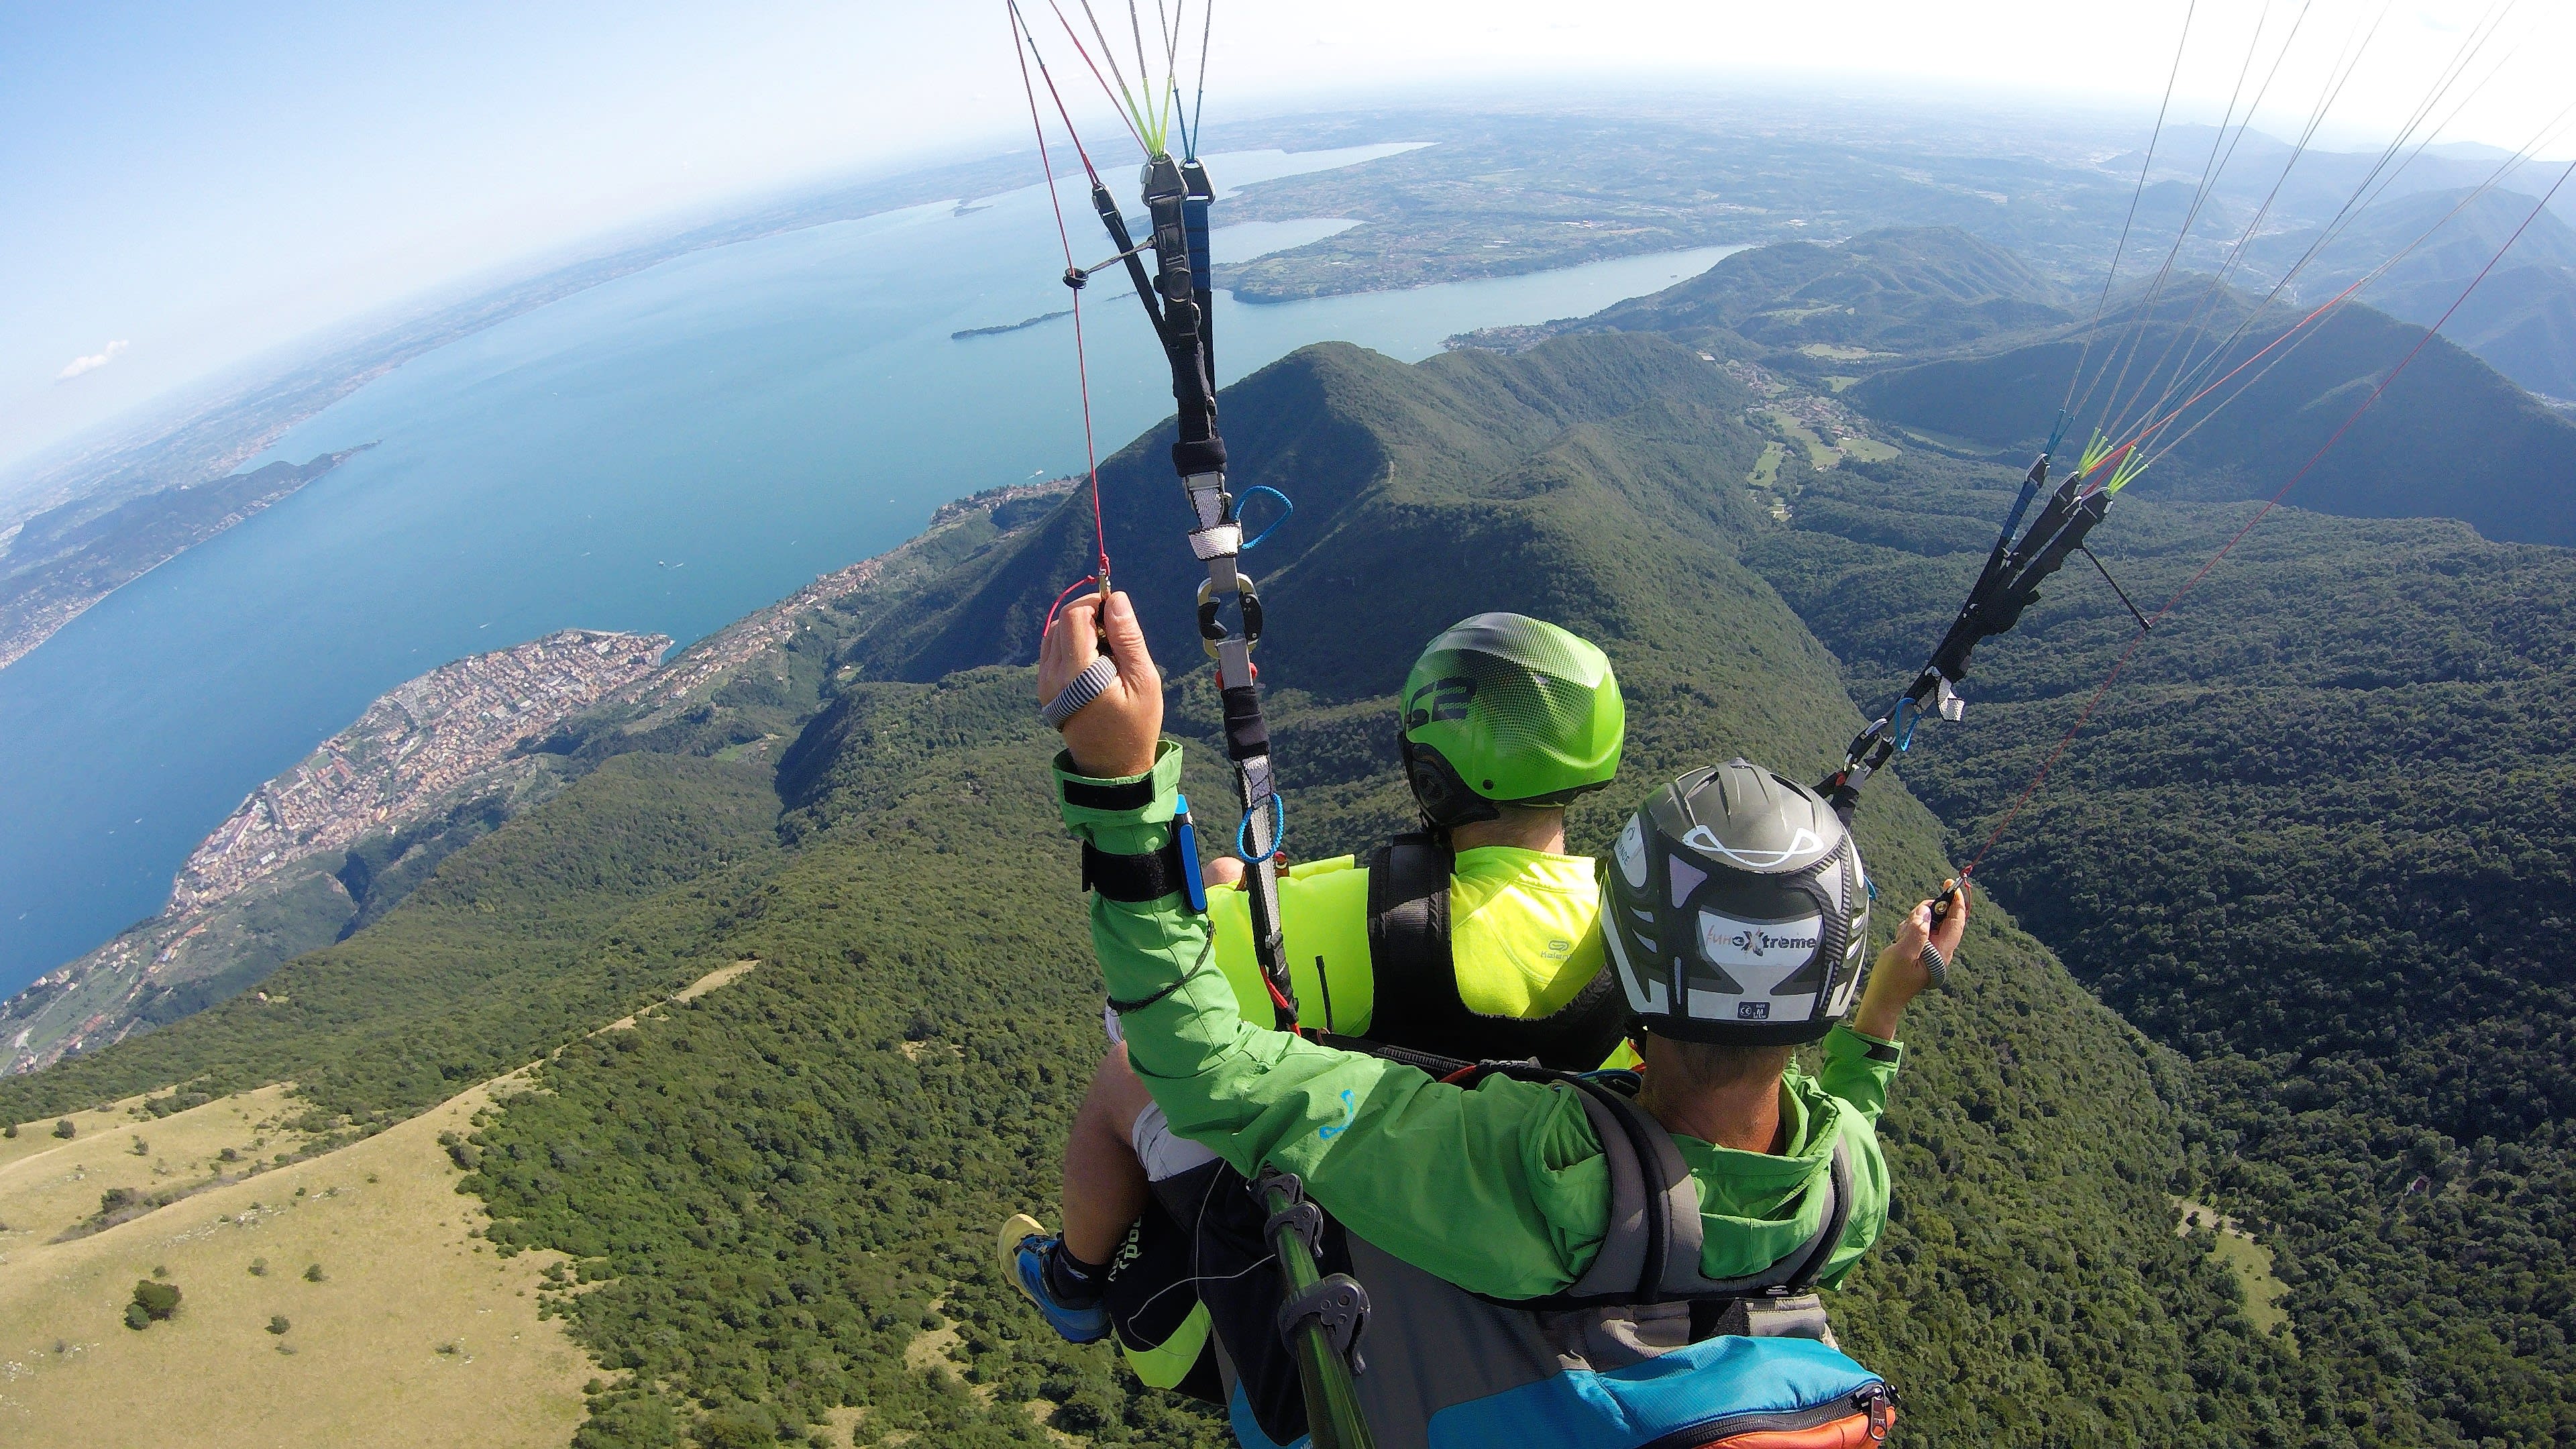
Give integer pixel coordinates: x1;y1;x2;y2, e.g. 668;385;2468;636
1065;743;1902;1300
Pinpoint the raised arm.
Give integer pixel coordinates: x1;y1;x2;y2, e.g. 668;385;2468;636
1039;593;1611;1299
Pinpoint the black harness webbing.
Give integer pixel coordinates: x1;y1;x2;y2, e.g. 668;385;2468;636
1364;834;1635;1071
1091;153;1297;1032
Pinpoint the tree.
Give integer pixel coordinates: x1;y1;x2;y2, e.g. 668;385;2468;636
303;1263;327;1283
51;1119;74;1139
267;1315;291;1335
129;1279;180;1327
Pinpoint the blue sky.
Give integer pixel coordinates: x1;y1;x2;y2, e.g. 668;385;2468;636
6;1;2569;478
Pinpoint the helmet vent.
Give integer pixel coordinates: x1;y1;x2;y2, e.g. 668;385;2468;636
1668;858;1707;908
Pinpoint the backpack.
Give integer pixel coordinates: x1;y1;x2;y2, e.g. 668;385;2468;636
1167;1063;1897;1449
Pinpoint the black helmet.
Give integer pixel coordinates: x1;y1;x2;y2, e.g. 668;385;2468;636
1603;759;1871;1045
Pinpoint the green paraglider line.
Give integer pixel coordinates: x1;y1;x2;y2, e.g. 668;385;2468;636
1966;152;2576;877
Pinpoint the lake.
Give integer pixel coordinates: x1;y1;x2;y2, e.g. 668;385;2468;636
0;142;1741;996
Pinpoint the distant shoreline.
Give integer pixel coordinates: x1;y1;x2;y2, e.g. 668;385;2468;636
950;309;1071;340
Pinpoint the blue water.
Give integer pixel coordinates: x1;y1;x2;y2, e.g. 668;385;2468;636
0;142;1740;996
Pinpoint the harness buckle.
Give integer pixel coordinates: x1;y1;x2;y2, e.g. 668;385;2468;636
1277;1273;1371;1379
1181;472;1230;530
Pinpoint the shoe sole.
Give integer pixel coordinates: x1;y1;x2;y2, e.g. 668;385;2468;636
998;1212;1048;1300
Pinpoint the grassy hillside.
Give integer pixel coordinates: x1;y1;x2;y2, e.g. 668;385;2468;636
1747;451;2576;1446
1;1077;588;1448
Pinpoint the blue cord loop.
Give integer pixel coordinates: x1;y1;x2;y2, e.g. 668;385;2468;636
1236;794;1287;863
1235;486;1293;551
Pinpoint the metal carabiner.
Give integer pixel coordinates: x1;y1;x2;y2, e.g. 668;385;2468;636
1197;572;1263;659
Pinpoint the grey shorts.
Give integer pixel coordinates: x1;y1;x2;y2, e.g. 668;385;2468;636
1129;1100;1220;1183
1107;1004;1220;1181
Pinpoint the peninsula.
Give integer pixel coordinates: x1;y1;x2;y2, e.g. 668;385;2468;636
0;446;372;672
951;309;1071;339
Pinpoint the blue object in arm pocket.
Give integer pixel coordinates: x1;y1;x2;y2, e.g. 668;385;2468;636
1172;794;1208;914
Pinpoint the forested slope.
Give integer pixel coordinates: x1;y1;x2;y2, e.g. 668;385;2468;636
1749;453;2576;1446
456;335;2306;1446
1849;298;2576;546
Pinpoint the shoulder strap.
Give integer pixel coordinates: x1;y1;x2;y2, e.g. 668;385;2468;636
1364;835;1635;1070
1525;1077;1853;1309
1303;1053;1851;1316
1364;833;1456;1037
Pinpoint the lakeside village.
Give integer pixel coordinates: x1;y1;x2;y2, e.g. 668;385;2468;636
168;630;667;911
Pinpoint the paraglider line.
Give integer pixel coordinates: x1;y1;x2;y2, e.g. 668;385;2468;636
1968;153;2576;876
1011;1;1115;585
2063;0;2194;418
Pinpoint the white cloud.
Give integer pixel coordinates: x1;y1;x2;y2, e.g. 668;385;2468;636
56;339;129;382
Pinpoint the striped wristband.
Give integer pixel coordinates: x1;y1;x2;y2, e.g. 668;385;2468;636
1919;941;1949;991
1042;656;1120;729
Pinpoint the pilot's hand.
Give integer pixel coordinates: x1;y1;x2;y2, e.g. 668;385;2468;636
1039;590;1163;779
1854;882;1967;1040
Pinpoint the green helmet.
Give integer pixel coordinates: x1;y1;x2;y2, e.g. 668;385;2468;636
1397;614;1625;828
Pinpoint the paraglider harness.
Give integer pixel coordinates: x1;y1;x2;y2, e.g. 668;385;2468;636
1354;834;1633;1070
1128;1050;1893;1449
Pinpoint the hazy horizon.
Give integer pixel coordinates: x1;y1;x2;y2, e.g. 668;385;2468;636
7;1;2573;482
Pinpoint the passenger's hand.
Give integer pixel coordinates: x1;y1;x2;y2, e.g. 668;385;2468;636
1203;855;1246;888
1040;590;1163;779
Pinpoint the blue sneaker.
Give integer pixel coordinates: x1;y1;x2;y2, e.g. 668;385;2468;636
1000;1212;1110;1344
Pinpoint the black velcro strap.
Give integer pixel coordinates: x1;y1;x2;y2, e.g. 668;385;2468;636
1063;776;1157;811
1172;436;1228;474
1220;686;1269;759
1862;1036;1901;1063
1082;839;1191;903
